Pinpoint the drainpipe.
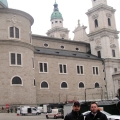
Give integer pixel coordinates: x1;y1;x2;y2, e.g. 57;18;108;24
102;59;108;100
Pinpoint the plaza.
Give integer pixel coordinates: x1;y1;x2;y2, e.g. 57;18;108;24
0;113;56;120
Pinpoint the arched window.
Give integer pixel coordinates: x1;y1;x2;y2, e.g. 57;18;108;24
79;82;84;88
12;76;22;84
112;49;116;57
61;82;68;88
97;51;101;58
108;18;111;26
95;82;100;88
41;81;48;88
94;19;98;28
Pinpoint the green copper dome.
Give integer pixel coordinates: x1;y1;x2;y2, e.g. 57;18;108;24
0;0;8;7
51;2;63;20
51;11;63;20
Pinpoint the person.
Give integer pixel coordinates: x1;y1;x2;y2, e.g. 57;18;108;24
85;102;108;120
2;106;4;110
64;101;84;120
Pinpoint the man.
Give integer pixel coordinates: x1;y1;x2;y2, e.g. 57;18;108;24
64;101;84;120
85;102;108;120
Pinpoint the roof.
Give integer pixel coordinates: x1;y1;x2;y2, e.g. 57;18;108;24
34;47;103;61
32;34;90;45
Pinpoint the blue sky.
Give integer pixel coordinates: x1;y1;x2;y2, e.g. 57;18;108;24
8;0;120;40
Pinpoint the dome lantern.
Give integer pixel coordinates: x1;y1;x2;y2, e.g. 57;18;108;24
51;1;63;20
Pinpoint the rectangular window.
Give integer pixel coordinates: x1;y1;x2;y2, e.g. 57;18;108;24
11;53;15;64
93;67;95;74
44;63;47;72
114;68;117;73
108;18;111;26
112;50;116;57
17;54;21;65
59;64;67;74
10;27;14;38
30;33;32;43
39;62;48;73
97;51;101;58
10;53;22;66
93;67;99;75
77;66;80;74
32;58;34;69
9;27;20;39
96;67;98;75
95;19;98;28
63;65;67;73
59;64;63;73
77;65;84;74
15;27;19;38
40;63;43;72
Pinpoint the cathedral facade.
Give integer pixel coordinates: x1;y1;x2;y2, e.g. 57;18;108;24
0;0;119;105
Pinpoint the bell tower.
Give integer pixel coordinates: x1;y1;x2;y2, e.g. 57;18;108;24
86;0;119;59
86;0;120;99
46;1;69;39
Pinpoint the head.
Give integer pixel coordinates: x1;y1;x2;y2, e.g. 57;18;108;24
90;102;99;113
72;101;81;112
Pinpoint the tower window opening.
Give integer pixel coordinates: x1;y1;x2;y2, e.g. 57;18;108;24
108;18;111;26
55;21;58;23
52;22;54;24
97;51;101;58
60;21;62;23
112;49;116;57
94;19;98;28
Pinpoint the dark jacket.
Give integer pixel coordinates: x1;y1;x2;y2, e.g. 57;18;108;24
64;110;84;120
85;110;108;120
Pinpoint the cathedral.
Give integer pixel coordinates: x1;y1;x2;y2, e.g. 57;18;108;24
0;0;120;105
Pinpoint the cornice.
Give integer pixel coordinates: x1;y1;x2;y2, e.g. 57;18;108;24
88;28;119;38
32;34;90;46
0;40;34;51
0;8;34;25
46;27;69;34
86;4;116;15
105;58;120;62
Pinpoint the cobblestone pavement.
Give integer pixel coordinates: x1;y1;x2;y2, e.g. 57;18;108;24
0;113;63;120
